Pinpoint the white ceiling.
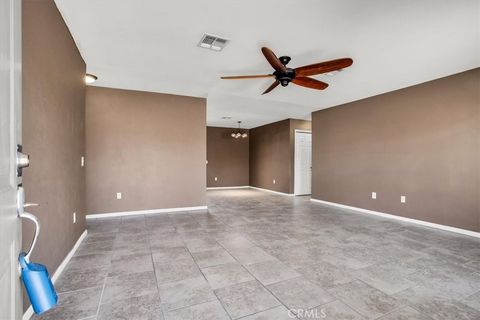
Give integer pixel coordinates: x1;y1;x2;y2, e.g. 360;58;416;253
55;0;479;129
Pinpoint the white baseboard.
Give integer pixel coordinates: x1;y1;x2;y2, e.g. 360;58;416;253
23;229;88;320
86;205;208;219
249;186;294;196
310;198;480;239
207;186;250;190
206;186;296;196
51;230;88;282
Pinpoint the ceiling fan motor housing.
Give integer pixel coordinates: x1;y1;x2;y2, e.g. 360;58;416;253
271;55;294;86
274;68;295;87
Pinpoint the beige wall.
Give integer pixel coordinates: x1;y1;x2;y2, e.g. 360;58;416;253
86;87;206;214
207;127;249;187
312;68;480;232
22;0;86;310
250;119;311;194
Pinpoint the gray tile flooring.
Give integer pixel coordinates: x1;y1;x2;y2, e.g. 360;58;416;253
34;189;480;319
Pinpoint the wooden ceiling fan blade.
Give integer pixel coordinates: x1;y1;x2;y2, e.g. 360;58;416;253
262;80;280;95
221;74;273;79
292;77;329;90
261;47;287;72
295;58;353;77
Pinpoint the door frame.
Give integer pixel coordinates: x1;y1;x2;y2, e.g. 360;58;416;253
294;129;312;196
0;0;23;318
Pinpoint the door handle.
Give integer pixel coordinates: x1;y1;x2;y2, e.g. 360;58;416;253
16;144;30;177
19;212;40;262
17;187;39;214
17;187;40;262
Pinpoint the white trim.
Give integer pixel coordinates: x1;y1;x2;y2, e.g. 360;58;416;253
310;198;480;239
21;296;33;318
86;205;208;219
51;230;87;283
294;129;312;134
249;186;294;196
207;186;250;190
23;230;88;320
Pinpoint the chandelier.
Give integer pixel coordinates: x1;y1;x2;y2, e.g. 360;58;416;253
231;121;248;139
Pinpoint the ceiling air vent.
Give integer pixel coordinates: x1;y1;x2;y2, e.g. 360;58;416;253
198;33;229;51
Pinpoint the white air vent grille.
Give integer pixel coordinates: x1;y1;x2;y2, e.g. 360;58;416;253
198;33;229;51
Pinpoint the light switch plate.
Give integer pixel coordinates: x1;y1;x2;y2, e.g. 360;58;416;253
372;192;377;199
116;192;122;200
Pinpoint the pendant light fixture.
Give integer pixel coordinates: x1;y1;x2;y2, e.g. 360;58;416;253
231;121;248;139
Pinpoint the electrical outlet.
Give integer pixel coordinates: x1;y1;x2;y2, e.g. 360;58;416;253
214;177;218;182
372;192;377;199
401;195;406;203
116;192;122;200
73;212;76;224
81;156;85;167
273;179;276;184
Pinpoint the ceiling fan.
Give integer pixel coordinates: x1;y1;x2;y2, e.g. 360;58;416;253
221;47;353;95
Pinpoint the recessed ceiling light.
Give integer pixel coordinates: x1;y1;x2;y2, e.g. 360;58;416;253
85;73;98;84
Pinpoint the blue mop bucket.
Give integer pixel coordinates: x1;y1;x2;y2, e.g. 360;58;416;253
19;253;58;314
17;209;58;314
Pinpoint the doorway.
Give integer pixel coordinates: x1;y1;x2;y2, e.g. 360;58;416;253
294;130;312;196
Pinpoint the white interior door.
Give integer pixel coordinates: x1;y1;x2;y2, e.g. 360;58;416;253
0;0;23;319
294;131;312;196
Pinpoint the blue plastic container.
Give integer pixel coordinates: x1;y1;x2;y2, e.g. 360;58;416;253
19;253;58;315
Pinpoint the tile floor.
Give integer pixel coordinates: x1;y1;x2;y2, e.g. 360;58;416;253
34;189;480;320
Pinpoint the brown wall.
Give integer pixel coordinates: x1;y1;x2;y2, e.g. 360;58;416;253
22;0;86;310
207;127;249;187
250;119;311;194
250;120;291;193
312;68;480;232
86;87;206;214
